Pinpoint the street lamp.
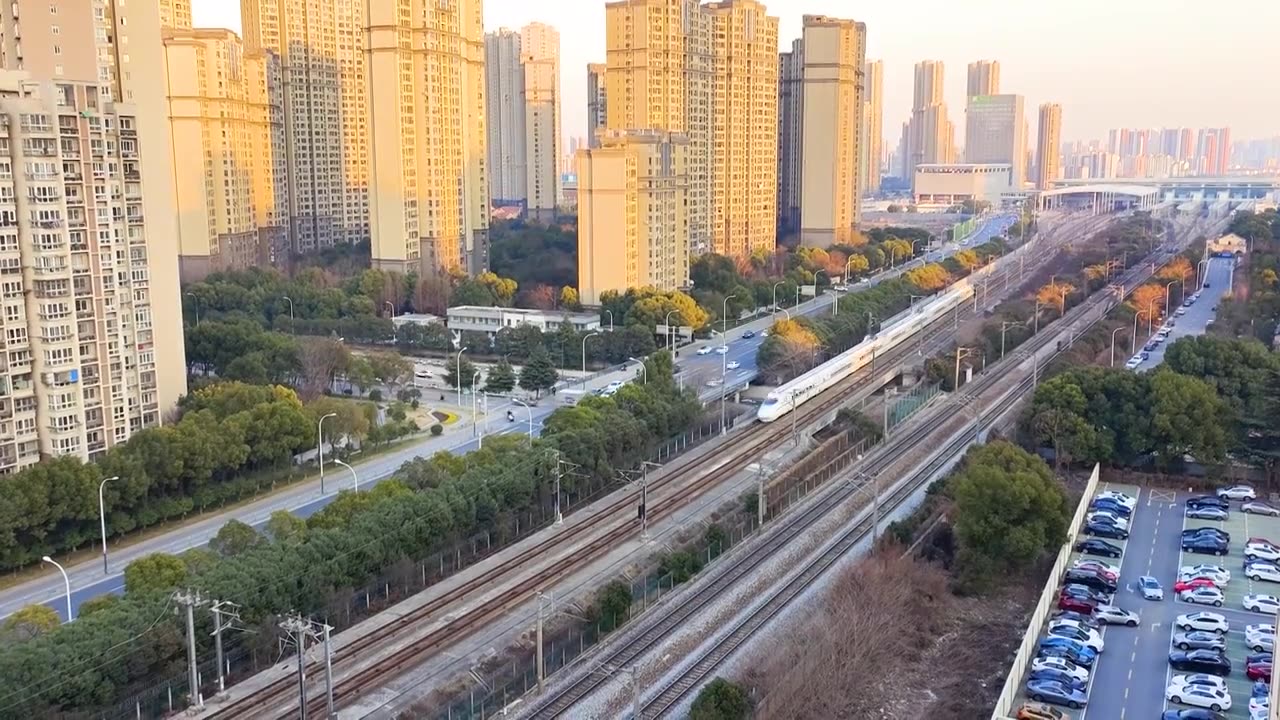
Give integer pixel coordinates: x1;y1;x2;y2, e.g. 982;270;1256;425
911;238;929;263
582;331;600;374
281;295;294;324
771;281;786;318
909;294;925;308
628;357;648;385
1111;326;1126;367
1132;310;1149;355
98;475;118;574
317;412;337;494
721;294;737;340
384;301;394;318
184;292;199;326
472;370;484;447
455;346;469;403
333;458;359;492
511;398;534;438
1033;300;1043;334
1164;280;1181;318
42;556;71;622
664;310;678;353
604;309;614;333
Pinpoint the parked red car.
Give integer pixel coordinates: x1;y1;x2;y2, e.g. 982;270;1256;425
1248;661;1273;682
1058;593;1097;614
1174;577;1221;593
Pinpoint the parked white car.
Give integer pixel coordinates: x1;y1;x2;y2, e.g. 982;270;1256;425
1246;542;1280;562
1180;586;1225;606
1180;565;1231;584
1094;605;1139;627
1246;562;1280;584
1047;621;1105;652
1244;594;1280;615
1029;655;1090;683
1165;683;1231;711
1074;559;1121;576
1176;611;1229;634
1218;484;1258;501
1246;624;1275;652
1125;357;1142;370
1169;673;1228;693
1096;490;1137;510
1244;501;1280;517
1250;696;1270;719
1087;510;1130;529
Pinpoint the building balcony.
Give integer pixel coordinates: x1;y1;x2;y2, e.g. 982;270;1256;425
123;171;139;180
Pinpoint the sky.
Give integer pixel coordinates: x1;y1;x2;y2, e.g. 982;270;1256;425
193;0;1279;147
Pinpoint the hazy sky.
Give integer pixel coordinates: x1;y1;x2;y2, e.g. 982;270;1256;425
193;0;1279;146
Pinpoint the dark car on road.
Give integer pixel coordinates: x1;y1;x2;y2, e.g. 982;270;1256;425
741;330;756;339
1074;538;1123;558
1182;536;1230;556
1169;649;1232;676
1085;521;1128;540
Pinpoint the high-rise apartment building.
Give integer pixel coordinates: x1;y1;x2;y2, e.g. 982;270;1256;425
777;38;804;236
862;59;883;194
160;0;193;31
485;30;526;206
367;0;489;274
521;22;561;221
1196;128;1231;175
240;0;368;255
965;94;1026;188
576;130;689;305
966;60;1000;97
163;29;285;282
0;0;189;468
907;60;954;186
790;15;866;247
604;0;777;259
587;63;608;149
1036;103;1063;190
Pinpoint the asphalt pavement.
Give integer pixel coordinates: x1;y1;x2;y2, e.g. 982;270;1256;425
1128;256;1234;371
1;213;1016;623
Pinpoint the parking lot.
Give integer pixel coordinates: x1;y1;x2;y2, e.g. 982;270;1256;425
1066;484;1280;720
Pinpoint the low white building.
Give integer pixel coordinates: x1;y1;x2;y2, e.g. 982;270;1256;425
447;305;601;338
391;313;442;328
913;163;1013;211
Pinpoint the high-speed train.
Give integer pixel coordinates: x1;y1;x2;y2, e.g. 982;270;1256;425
757;280;976;423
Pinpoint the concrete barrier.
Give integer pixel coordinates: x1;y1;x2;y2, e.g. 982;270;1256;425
989;463;1102;720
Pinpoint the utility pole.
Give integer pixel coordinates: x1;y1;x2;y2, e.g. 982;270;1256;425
757;465;766;527
322;622;335;720
280;614;332;719
536;591;547;692
174;589;207;709
628;665;641;720
209;600;242;695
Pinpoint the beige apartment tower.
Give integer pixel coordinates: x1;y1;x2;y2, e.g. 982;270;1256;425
908;60;955;186
587;63;608;149
967;60;1000;97
1037;103;1063;190
862;59;883;194
366;0;489;275
776;39;804;235
163;29;285;282
577;130;689;306
241;0;369;255
521;22;561;221
795;15;866;247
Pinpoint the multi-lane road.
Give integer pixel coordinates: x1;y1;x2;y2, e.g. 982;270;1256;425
1131;256;1234;370
0;213;1016;623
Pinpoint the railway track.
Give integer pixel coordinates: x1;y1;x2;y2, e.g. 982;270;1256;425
525;213;1203;719
207;232;1067;719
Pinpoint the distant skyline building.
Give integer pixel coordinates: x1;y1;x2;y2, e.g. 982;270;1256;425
777;38;805;235
521;22;563;221
964;94;1026;188
587;63;608;149
367;0;489;274
485;29;527;205
966;60;1000;97
1036;103;1063;189
862;59;884;194
906;60;955;188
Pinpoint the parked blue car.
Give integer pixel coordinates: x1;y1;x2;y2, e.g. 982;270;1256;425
1090;499;1132;517
1028;668;1088;690
1039;636;1099;665
1026;678;1089;709
1037;645;1097;668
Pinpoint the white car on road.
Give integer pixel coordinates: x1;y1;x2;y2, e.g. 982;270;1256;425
1246;542;1280;562
715;345;729;355
726;360;741;370
1029;655;1089;683
1244;501;1280;517
696;346;713;355
1093;605;1139;627
1244;594;1280;615
1165;683;1231;711
1177;612;1229;634
1218;485;1258;501
1180;586;1225;606
1180;565;1232;585
1246;562;1280;584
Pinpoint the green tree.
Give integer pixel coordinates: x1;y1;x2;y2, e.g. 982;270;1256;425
1026;377;1103;469
950;442;1069;592
445;354;478;391
690;678;753;720
123;553;189;594
2;604;61;640
210;519;261;558
659;550;703;584
265;510;308;544
306;396;372;444
559;286;582;311
519;345;559;396
596;580;633;626
1148;370;1231;468
484;358;517;393
76;594;120;618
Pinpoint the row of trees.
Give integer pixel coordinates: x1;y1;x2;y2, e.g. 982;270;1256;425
0;354;703;714
1215;209;1280;340
0;383;358;571
757;237;1009;381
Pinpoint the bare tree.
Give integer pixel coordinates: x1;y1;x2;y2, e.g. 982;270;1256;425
298;337;351;401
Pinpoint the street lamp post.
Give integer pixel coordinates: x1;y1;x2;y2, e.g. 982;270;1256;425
605;309;614;333
1164;280;1180;318
771;282;786;318
511;398;534;438
455;346;469;404
1033;300;1043;334
42;556;71;622
664;310;678;353
384;301;394;318
1132;310;1148;355
184;292;200;327
628;357;648;385
582;332;600;374
1196;259;1208;290
98;475;118;574
721;294;737;340
317;412;337;495
1111;326;1126;367
909;294;924;308
333;458;359;492
472;370;483;447
281;295;294;324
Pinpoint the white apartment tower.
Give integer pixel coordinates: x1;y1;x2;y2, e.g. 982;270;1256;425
521;23;561;221
241;0;369;254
